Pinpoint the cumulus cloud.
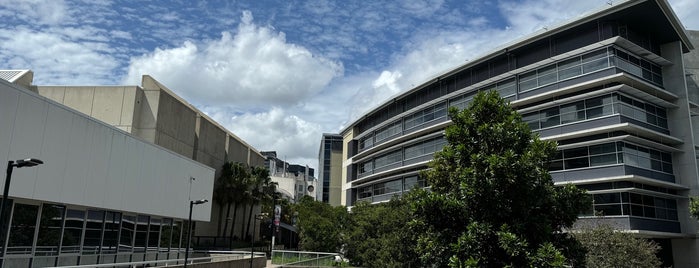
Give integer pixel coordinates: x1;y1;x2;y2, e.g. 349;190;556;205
205;106;323;168
123;11;343;108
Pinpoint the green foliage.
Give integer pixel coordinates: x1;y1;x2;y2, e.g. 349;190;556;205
573;224;661;268
690;196;699;220
343;198;420;268
293;196;348;252
411;90;590;267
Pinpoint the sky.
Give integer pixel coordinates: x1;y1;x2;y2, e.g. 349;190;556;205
1;0;698;172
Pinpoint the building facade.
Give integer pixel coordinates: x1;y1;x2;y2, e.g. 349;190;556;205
3;72;268;250
263;151;317;202
0;78;215;267
340;0;699;266
31;75;267;241
318;134;343;205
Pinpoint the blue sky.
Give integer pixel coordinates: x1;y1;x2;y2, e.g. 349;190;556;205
2;0;698;171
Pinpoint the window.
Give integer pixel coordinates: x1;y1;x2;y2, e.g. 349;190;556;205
135;215;149;252
62;209;84;253
103;211;120;253
374;150;402;170
524;93;665;131
374;121;402;143
120;215;135;252
36;204;65;256
592;193;677;220
83;210;104;254
404;102;447;130
7;204;39;255
148;218;161;250
160;219;173;250
404;136;447;160
551;142;672;174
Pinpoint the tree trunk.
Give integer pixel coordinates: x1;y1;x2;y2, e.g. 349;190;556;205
245;202;254;240
222;202;232;238
216;202;224;236
240;203;248;239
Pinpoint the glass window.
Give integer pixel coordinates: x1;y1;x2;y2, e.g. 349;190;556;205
558;57;582;80
148;218;161;250
565;157;589;169
62;209;84;254
135;215;149;252
119;215;135;252
171;221;182;249
103;211;120;253
36;204;65;256
160;219;173;250
83;210;104;254
7;203;39;255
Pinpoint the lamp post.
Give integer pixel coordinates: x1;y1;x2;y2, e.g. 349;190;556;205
184;199;208;268
1;158;43;253
250;213;268;268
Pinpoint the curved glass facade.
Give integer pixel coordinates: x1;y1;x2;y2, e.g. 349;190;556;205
341;4;697;255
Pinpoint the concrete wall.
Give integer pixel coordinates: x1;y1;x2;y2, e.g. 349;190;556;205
227;136;249;164
1;79;214;221
35;85;140;132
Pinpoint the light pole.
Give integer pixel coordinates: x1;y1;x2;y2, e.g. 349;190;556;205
250;213;268;268
1;158;43;254
184;199;208;268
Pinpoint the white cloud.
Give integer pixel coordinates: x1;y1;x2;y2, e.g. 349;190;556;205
0;0;69;25
123;11;343;108
0;27;119;84
206;106;323;168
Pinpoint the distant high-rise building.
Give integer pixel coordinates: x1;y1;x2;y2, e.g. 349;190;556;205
318;134;343;205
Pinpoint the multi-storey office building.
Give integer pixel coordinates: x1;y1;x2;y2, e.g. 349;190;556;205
318;134;343;205
340;0;699;266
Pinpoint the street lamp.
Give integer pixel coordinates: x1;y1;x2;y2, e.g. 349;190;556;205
184;198;208;268
1;158;43;252
250;213;268;268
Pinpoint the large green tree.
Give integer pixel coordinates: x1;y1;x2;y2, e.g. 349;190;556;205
293;196;348;252
573;224;660;267
411;90;590;267
344;198;420;268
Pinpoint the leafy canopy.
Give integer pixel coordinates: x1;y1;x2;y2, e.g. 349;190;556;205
573;224;661;268
411;90;590;267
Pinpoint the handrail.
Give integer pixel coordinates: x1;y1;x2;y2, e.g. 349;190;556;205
49;250;266;268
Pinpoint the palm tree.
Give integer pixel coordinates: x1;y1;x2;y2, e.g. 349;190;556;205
214;162;250;242
227;162;250;242
243;166;277;240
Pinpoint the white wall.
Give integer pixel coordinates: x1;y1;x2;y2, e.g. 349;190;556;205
0;80;214;221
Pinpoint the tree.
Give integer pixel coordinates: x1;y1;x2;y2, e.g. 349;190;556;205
344;198;420;268
213;162;250;242
410;90;590;267
573;224;660;267
244;166;277;240
293;196;347;252
690;196;699;220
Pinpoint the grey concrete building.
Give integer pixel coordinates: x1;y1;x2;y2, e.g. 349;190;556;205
4;72;267;246
0;77;214;267
340;0;699;266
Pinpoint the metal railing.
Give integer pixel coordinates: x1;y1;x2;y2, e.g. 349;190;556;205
271;250;342;266
44;250;266;268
